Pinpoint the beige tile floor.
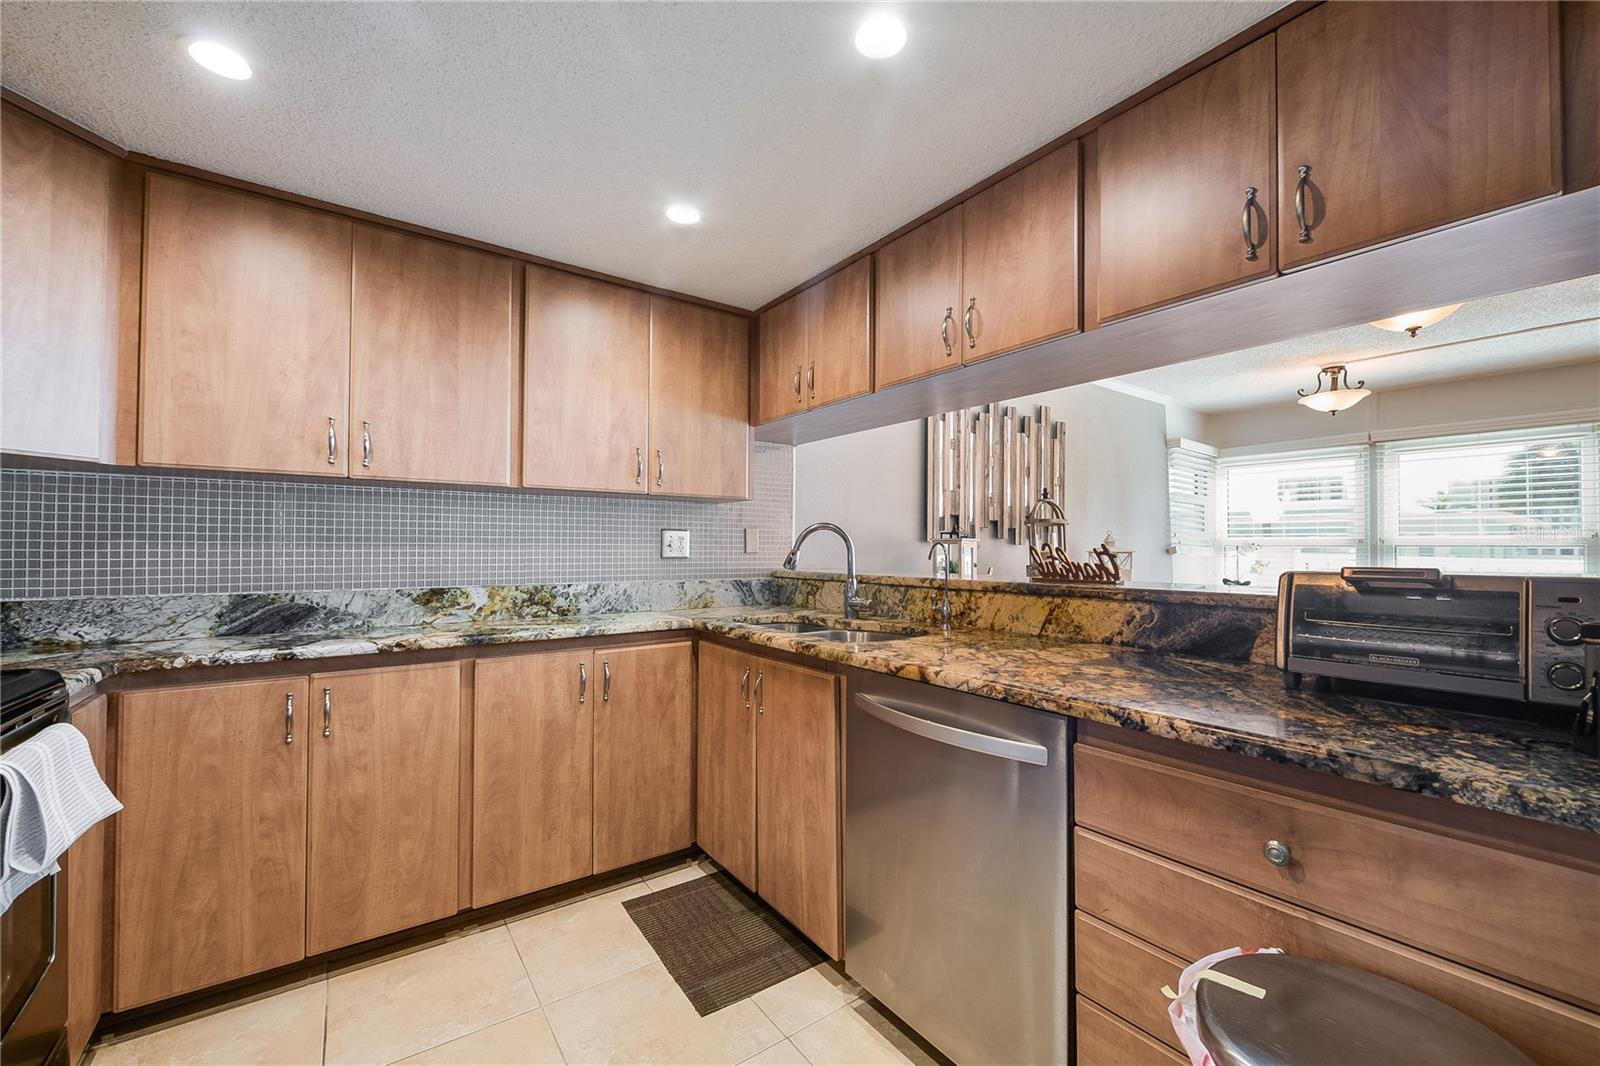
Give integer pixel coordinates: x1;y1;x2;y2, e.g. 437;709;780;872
87;858;940;1066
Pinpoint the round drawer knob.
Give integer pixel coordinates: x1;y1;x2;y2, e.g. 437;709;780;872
1548;660;1587;691
1263;839;1293;867
1547;616;1584;645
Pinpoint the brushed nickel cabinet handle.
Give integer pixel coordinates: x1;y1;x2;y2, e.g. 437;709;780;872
578;660;587;704
963;297;976;349
806;361;816;399
754;670;765;714
635;447;644;485
327;418;337;465
361;421;372;468
285;692;295;744
1242;186;1261;262
602;659;612;702
793;367;803;402
740;666;751;708
940;307;954;357
1263;839;1292;867
656;449;664;487
1294;165;1312;244
322;686;332;738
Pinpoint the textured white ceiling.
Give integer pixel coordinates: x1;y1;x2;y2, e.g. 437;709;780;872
1114;275;1600;413
0;1;1284;309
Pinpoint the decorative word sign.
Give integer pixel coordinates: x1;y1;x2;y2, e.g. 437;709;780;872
1027;540;1124;585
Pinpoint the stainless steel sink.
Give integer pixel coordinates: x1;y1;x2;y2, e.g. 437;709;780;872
751;621;834;634
812;629;921;644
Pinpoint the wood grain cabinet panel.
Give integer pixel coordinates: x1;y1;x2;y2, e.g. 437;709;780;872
873;208;962;389
961;141;1079;360
65;695;109;1063
523;265;651;493
473;650;594;907
805;256;873;408
756;292;806;424
1076;995;1187;1066
695;642;757;890
350;226;517;486
115;678;308;1010
306;663;460;955
594;642;694;872
1091;38;1274;323
1;105;122;462
1074;912;1188;1054
139;174;352;475
1276;1;1560;269
647;298;751;499
755;658;841;958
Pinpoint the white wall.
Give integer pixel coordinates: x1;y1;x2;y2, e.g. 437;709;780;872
792;383;1174;581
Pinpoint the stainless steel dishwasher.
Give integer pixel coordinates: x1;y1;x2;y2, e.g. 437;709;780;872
843;668;1070;1066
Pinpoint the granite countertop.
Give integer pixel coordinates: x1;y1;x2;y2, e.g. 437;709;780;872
7;607;1597;834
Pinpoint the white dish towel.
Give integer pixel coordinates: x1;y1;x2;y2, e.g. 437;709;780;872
1;722;122;913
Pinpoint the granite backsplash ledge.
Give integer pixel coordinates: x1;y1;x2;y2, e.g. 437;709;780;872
779;570;1278;664
1;578;792;649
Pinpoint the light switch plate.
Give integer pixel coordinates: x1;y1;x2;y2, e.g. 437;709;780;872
661;529;690;559
744;528;760;554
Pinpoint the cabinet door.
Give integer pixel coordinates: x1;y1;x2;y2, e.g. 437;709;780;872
350;226;517;486
805;257;873;408
756;292;806;424
306;664;460;955
140;174;352;475
473;650;594;907
873;208;962;389
524;265;651;493
1092;39;1274;323
961;142;1080;360
115;678;308;1009
1277;1;1559;269
1;105;121;462
65;695;109;1062
594;642;694;872
647;298;751;499
755;659;841;957
695;643;757;890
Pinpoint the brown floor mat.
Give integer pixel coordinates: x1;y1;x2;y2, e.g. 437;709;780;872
623;870;825;1015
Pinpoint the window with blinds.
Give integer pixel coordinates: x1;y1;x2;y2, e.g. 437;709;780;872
1213;446;1369;585
1167;440;1216;550
1377;423;1600;576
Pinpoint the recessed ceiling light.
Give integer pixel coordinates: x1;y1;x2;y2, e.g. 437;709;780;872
665;203;701;225
187;40;253;81
855;12;907;59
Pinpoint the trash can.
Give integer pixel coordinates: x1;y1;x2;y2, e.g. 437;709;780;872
1192;954;1533;1066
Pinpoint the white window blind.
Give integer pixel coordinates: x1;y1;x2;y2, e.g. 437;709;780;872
1377;423;1600;575
1166;440;1216;552
1219;446;1369;544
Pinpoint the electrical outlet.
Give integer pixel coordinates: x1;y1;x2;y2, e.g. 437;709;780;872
744;528;760;554
661;529;690;559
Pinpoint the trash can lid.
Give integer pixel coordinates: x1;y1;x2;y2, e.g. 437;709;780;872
1196;954;1533;1066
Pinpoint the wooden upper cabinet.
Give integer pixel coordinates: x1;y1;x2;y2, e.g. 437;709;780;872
140;175;352;475
873;207;962;389
305;664;460;954
594;642;695;872
1;105;122;463
805;256;873;408
695;642;758;890
524;265;651;493
1090;39;1275;324
648;297;751;499
755;657;841;958
115;678;308;1010
350;226;517;486
961;141;1080;360
756;292;806;424
1277;1;1560;270
473;650;594;907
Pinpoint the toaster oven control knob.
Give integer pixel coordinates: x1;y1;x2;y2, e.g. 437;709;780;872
1546;616;1584;645
1547;661;1587;691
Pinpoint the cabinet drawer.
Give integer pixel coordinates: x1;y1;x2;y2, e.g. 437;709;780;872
1075;911;1184;1052
1074;743;1600;1009
1076;829;1600;1066
1076;995;1186;1066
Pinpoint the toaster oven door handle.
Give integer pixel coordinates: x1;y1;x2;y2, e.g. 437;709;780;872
1339;567;1450;589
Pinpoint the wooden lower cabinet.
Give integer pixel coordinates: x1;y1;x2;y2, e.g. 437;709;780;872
472;650;594;906
65;696;109;1063
594;642;695;871
305;664;461;955
695;642;758;890
115;678;309;1010
1076;995;1186;1066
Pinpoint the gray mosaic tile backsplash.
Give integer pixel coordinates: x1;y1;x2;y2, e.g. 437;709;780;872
1;444;793;599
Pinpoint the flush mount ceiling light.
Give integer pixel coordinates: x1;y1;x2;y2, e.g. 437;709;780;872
1297;365;1371;416
187;40;252;80
1369;302;1463;338
665;203;701;225
855;12;907;58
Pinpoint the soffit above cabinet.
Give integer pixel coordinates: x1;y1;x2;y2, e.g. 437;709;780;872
0;0;1285;309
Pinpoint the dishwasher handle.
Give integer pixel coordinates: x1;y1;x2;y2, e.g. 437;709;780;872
855;693;1049;766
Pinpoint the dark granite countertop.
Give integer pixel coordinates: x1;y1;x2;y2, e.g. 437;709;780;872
6;608;1596;834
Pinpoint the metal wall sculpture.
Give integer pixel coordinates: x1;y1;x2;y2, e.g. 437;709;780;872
925;404;1067;546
